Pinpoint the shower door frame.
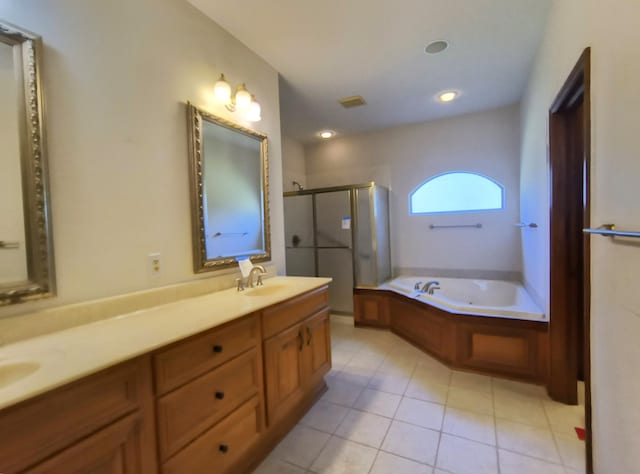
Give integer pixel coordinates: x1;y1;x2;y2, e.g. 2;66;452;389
284;182;383;307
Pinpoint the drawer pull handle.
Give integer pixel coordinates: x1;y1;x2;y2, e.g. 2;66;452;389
298;330;303;352
219;444;229;453
214;391;225;400
212;345;223;353
306;327;312;346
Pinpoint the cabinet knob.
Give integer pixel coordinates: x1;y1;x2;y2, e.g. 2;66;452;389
219;444;229;453
212;345;223;353
214;391;225;400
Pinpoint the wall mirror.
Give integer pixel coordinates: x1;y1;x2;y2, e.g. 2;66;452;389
0;21;55;306
187;102;270;272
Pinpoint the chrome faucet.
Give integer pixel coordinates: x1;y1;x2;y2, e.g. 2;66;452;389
421;280;440;294
247;265;267;288
414;281;423;291
427;284;441;295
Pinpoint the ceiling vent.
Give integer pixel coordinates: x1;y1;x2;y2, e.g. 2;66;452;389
338;95;367;108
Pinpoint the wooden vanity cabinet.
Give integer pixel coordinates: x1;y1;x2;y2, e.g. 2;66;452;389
24;413;145;474
0;357;157;474
263;308;331;426
153;313;265;472
304;309;332;389
0;284;332;474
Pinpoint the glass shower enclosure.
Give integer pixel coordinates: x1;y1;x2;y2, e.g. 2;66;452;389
283;183;391;314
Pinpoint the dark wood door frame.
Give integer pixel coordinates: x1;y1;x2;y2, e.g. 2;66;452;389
548;47;592;474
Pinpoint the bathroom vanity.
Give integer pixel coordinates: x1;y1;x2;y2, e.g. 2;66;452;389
0;277;331;474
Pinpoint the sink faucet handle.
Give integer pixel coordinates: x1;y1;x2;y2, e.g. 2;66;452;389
257;274;264;286
235;277;245;292
414;281;423;290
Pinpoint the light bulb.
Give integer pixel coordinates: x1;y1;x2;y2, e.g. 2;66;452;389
246;97;262;122
438;91;458;103
320;130;335;139
214;74;231;105
235;84;252;111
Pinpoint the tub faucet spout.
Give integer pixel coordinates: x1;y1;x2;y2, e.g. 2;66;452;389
421;281;440;293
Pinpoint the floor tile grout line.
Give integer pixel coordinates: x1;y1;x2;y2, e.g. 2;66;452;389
377;447;436;468
365;449;380;474
491;375;502;474
289;424;337;472
321;411;505;452
497;446;571;469
371;371;422;472
432;368;453;471
494;416;568;465
543;392;572;469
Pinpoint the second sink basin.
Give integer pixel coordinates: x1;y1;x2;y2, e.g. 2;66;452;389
0;360;41;389
243;284;290;297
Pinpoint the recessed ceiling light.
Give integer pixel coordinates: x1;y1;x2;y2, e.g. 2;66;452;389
425;40;449;54
319;130;335;139
437;91;458;103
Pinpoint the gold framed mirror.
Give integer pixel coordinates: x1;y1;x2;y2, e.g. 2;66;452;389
187;102;270;272
0;21;55;305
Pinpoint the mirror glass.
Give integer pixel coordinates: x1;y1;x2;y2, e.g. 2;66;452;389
0;41;28;284
187;103;270;272
0;22;55;305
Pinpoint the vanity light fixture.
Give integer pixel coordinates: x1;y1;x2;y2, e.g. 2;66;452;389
213;73;262;121
319;130;335;139
437;91;459;103
246;95;262;122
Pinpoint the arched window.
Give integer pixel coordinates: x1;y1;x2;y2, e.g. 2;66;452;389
409;171;504;214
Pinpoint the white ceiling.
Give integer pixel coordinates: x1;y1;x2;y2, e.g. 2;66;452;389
188;0;551;143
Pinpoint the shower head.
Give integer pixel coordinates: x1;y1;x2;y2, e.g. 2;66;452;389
292;181;304;191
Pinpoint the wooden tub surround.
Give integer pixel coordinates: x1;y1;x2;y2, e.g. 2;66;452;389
0;282;331;474
354;288;549;384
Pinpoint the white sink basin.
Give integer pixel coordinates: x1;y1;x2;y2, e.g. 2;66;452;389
0;360;40;389
243;284;290;297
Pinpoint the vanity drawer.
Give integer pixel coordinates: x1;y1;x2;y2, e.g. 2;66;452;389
157;348;262;459
0;357;150;474
163;396;262;474
154;314;260;394
262;286;329;339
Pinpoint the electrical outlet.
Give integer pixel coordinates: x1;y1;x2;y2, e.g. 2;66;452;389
148;253;161;276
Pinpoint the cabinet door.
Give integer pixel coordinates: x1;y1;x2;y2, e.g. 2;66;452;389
26;414;146;474
264;323;306;426
303;310;332;388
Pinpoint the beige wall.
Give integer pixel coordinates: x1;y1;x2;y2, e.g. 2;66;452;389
0;0;285;319
281;135;307;192
521;0;640;471
305;105;522;276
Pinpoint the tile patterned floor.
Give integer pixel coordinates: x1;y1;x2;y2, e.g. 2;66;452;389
254;315;586;474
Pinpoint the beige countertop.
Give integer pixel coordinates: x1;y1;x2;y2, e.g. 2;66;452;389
0;276;331;411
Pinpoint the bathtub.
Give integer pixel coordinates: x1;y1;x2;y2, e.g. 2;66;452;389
384;276;545;321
